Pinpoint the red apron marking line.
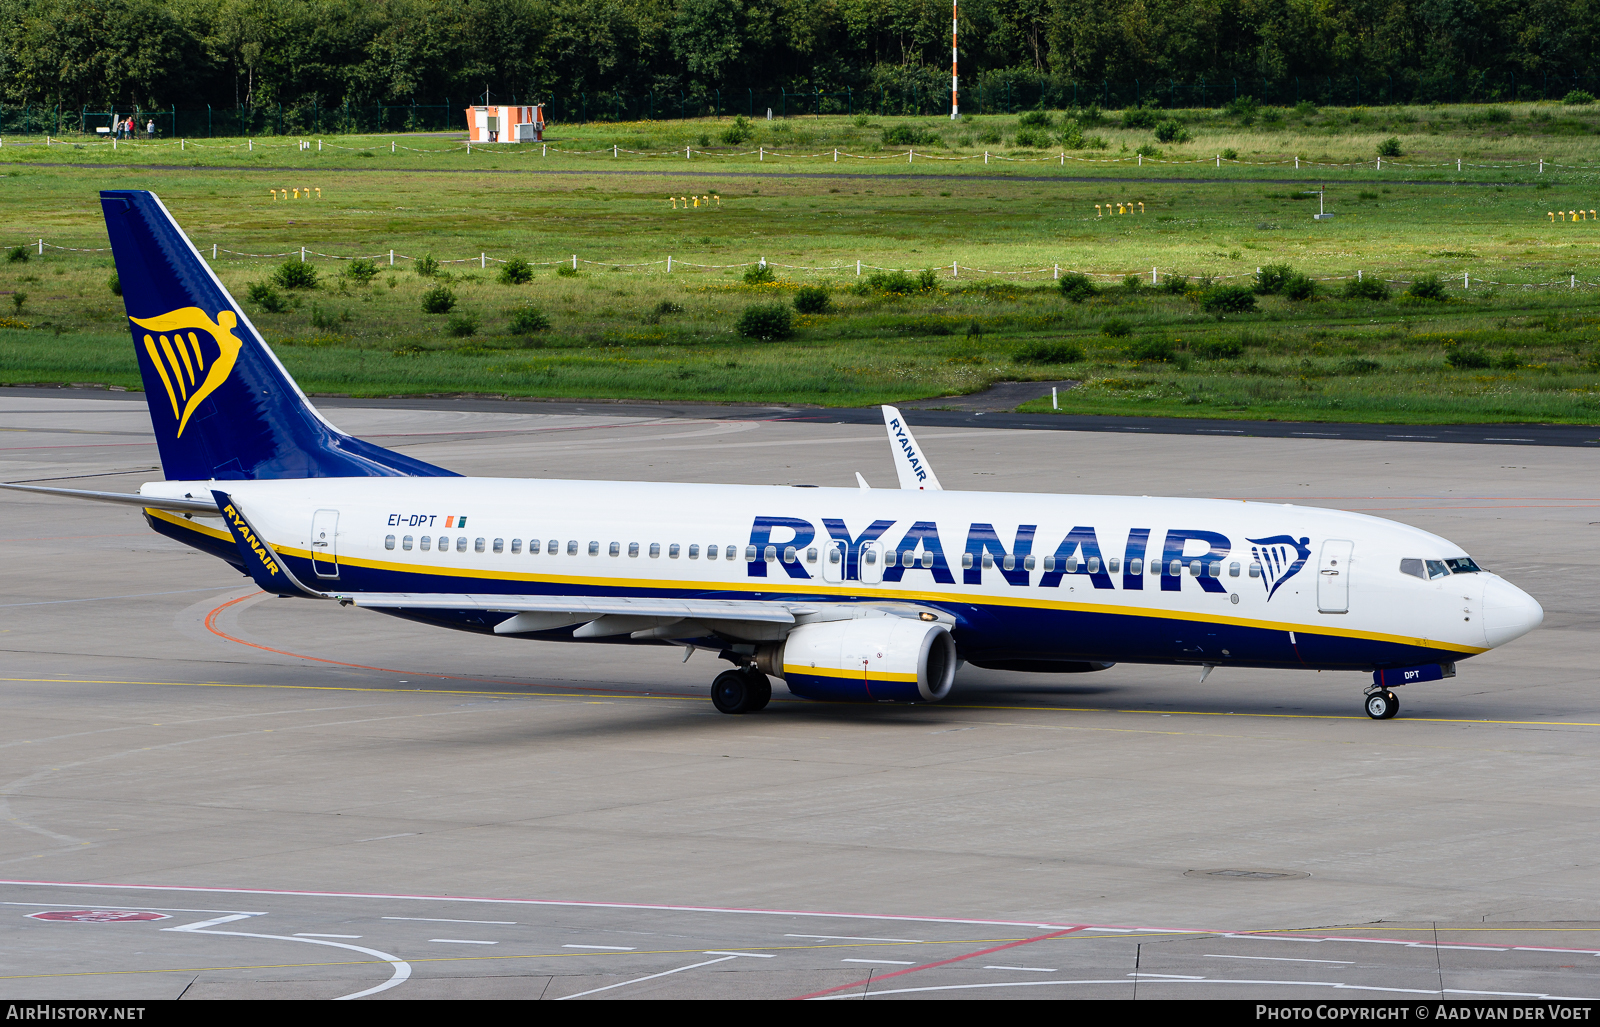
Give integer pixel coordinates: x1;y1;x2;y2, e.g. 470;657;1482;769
791;926;1086;1000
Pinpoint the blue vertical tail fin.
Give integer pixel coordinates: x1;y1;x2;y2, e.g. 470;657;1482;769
101;189;455;481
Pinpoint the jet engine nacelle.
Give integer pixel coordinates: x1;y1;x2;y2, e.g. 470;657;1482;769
766;617;956;703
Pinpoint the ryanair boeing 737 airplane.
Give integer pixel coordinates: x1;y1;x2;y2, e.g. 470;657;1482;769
1;191;1546;720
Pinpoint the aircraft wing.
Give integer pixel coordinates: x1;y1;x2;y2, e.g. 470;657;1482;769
333;592;952;640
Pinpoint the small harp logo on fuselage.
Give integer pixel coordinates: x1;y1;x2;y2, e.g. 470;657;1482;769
1249;534;1313;601
129;307;245;437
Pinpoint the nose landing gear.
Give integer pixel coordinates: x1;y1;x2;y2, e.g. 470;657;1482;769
1364;688;1399;720
711;668;772;714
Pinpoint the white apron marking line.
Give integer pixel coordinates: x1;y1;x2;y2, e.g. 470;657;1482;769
555;954;738;1000
163;914;410;1000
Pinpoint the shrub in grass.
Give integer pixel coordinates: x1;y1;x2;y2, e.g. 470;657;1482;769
1201;286;1257;314
1377;136;1403;157
1013;128;1051;148
882;124;940;146
345;258;380;283
1014;341;1084;364
917;268;939;291
1102;318;1133;338
1495;349;1521;370
1255;263;1297;294
743;264;775;285
1058;120;1085;148
10;291;25;313
720;115;754;145
866;270;918;295
414;254;440;277
1445;344;1491;369
1121;274;1144;293
653;299;685;315
1337;358;1383;374
1221;147;1239;160
793;286;833;314
446;312;480;338
498;257;534;285
1154;119;1189;143
1193;338;1243;359
271;260;318;290
421;285;458;314
1121;107;1158;129
1282;273;1316;300
1406;274;1448;301
508;305;551;334
1125;337;1174;361
1135;143;1162;158
1017;109;1053;128
556;264;579;277
737;303;794;340
6;245;27;263
246;282;288;313
108;273;121;297
1161;274;1189;295
1343;277;1391;300
1563;90;1596;106
1059;273;1097;302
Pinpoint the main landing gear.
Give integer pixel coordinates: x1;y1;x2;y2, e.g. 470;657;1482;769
1364;688;1400;720
711;668;772;714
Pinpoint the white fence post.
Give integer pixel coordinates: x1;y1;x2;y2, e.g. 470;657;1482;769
301;246;306;263
480;252;485;269
613;144;618;157
392;140;395;153
1540;159;1544;173
1152;266;1157;285
572;254;577;270
1457;158;1461;171
1467;272;1472;290
856;260;861;276
389;250;394;265
908;148;913;164
686;145;691;160
759;146;763;161
1376;156;1381;171
1357;270;1362;281
951;261;957;278
1571;274;1576;289
1216;154;1220;167
834;149;838;162
212;243;217;259
38;238;43;255
1138;153;1142;166
984;150;988;164
1052;387;1058;409
667;255;672;272
1054;264;1060;279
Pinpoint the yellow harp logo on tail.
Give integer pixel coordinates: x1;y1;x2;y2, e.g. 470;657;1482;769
129;307;244;437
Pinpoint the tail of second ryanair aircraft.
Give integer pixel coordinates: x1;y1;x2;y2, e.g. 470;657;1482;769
101;190;454;481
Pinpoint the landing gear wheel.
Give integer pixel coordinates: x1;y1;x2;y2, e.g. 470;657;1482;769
741;670;772;713
1365;690;1399;720
712;669;766;714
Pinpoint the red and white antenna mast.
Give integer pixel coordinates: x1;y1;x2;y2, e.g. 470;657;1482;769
951;0;959;119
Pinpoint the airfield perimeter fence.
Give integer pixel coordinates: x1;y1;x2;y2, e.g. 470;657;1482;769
15;237;1600;294
8;68;1600;137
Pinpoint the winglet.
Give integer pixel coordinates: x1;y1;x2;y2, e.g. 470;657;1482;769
881;406;942;491
211;490;321;597
855;472;872;490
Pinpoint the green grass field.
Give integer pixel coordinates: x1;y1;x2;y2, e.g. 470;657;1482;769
4;108;1600;422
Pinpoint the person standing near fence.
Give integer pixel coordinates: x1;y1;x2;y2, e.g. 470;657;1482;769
146;118;155;139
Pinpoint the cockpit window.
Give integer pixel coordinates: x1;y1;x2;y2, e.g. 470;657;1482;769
1399;558;1426;580
1444;557;1481;574
1425;559;1450;580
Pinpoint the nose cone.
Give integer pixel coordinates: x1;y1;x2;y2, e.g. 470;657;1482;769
1482;575;1544;648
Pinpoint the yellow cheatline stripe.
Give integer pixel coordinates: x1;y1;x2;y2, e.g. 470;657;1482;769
259;543;1484;656
2;678;1596;727
146;507;231;542
784;664;919;683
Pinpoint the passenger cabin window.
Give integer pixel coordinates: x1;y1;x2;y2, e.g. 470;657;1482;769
547;539;558;554
783;546;797;563
1400;558;1426;580
385;535;396;550
669;544;680;559
492;539;504;554
1128;558;1142;574
526;539;539;554
566;540;578;555
1229;561;1240;577
689;544;700;560
588;541;600;556
1023;554;1036;571
609;542;620;556
650;543;661;558
629;542;640;557
510;539;521;554
456;537;467;553
420;536;431;551
1249;562;1261;577
707;544;719;559
805;547;817;563
1425;559;1450;580
745;545;757;561
1108;558;1119;574
475;538;486;553
402;535;413;551
1445;557;1481;574
726;544;738;561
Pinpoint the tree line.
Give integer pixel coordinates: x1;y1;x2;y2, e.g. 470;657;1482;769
1;0;1594;114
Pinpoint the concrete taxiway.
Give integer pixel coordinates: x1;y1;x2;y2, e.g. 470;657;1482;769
0;389;1596;999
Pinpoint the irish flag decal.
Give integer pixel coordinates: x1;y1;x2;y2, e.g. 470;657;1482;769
445;515;468;528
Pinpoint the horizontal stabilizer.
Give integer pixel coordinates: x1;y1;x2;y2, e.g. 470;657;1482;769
0;482;218;514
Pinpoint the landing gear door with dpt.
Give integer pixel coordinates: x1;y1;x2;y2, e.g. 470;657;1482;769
1318;539;1353;613
310;509;340;578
